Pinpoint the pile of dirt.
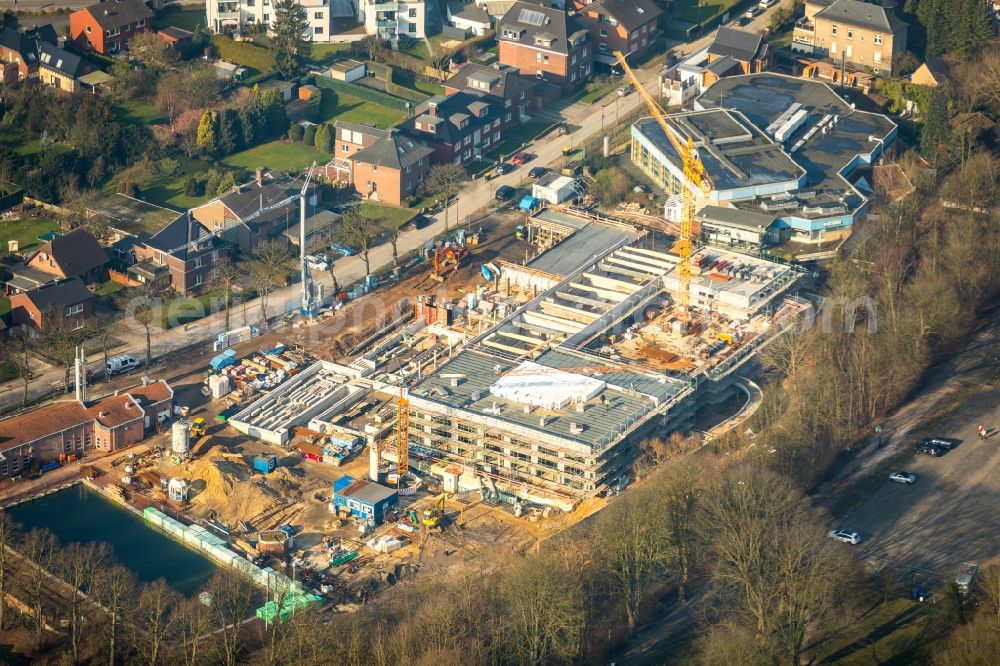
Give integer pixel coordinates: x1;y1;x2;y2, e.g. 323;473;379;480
184;446;305;526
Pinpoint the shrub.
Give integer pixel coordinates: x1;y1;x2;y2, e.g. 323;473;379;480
288;122;303;141
302;124;317;146
183;175;204;197
211;34;275;72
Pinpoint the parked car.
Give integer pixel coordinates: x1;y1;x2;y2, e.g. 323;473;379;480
828;530;862;545
759;0;778;8
915;441;945;456
736;15;751;26
107;355;141;376
889;471;917;484
330;242;356;257
495;185;516;202
306;254;330;271
528;166;549;179
511;152;533;165
411;214;433;230
922;436;956;450
744;6;760;18
493;162;513;175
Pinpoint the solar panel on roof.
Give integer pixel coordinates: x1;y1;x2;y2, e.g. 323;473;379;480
518;8;546;25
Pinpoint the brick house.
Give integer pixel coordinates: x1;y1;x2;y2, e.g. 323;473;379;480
572;0;661;63
792;0;907;74
497;2;592;88
0;379;173;478
38;42;93;92
24;228;108;284
132;213;231;295
403;91;506;166
444;63;538;127
10;278;95;331
188;173;302;253
70;0;152;55
0;23;57;83
705;27;771;76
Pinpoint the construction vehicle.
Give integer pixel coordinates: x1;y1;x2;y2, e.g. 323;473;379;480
431;245;470;281
515;224;527;240
614;50;713;321
190;417;207;438
422;496;446;528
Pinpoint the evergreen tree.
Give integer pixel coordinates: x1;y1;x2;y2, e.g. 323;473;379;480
314;123;334;153
920;89;951;166
217;108;240;156
262;89;287;137
302;124;317;146
216;171;237;195
239;97;264;149
272;0;311;79
957;0;992;58
196;111;217;155
288;122;304;141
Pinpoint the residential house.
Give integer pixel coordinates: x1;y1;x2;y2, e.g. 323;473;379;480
207;0;334;42
403;91;504;166
362;0;429;42
572;0;662;63
22;228;108;285
448;2;492;36
444;63;538;127
0;379;173;478
131;213;231;295
911;57;949;87
38;41;93;92
792;0;907;74
10;278;95;331
187;172;302;253
659;29;770;107
70;0;153;55
0;23;57;83
324;122;433;205
497;2;592;87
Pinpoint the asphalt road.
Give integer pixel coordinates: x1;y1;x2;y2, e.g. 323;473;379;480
839;320;1000;590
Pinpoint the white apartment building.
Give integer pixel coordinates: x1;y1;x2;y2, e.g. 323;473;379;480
361;0;427;42
207;0;334;41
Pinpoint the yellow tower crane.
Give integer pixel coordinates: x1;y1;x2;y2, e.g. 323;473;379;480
613;51;714;320
396;387;409;488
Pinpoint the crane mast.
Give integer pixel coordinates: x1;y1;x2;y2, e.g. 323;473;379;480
299;162;317;317
396;387;409;487
613;51;713;320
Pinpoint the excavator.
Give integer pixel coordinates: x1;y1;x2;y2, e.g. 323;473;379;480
431;245;470;282
421;495;446;528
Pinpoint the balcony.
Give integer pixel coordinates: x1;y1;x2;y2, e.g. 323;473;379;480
794;18;814;32
217;11;240;20
369;1;399;10
377;19;398;30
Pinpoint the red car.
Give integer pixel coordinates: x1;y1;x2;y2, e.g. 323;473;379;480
511;152;533;165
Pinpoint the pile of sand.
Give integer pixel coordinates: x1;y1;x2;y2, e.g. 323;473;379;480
184;446;305;526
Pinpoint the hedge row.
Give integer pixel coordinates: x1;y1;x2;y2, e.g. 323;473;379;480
212;35;275;73
312;75;410;111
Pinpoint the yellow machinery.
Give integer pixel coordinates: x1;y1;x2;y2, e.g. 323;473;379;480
422;496;445;528
613;50;713;320
190;417;206;438
396;387;408;487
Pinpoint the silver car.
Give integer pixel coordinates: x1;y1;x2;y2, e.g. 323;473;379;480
828;530;862;545
889;471;917;484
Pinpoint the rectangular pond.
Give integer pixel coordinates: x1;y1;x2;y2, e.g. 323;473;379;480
7;484;218;596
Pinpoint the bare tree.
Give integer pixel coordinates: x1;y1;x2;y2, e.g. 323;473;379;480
17;528;59;649
39;312;91;392
132;288;158;368
209;256;241;332
8;326;34;407
660;458;704;605
92;563;137;666
426;164;465;233
0;512;21;630
389;226;400;269
208;568;258;666
133;579;181;665
978;564;1000;627
249;240;291;326
341;207;381;278
263;579;296;666
176;594;214;666
593;486;671;633
90;314;117;384
58;541;109;663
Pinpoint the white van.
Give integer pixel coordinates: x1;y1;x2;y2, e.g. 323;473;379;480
107;355;141;376
759;0;778;8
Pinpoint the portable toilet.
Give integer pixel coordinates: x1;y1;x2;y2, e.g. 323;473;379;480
253;454;279;474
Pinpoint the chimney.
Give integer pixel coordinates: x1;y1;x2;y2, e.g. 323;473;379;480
256;167;265;185
142;375;150;386
427;101;437;117
539;416;547;427
575;402;584;413
570;422;582;435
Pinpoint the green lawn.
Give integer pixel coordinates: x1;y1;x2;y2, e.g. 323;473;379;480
113;100;167;125
675;0;741;23
222;140;331;172
359;202;416;229
511;121;555;142
124;156;213;211
310;43;352;65
152;7;205;32
402;40;431;62
0;217;61;254
579;80;616;104
318;93;408;129
94;280;124;297
0;296;10;318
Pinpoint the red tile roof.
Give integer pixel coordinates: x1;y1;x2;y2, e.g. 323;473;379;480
87;394;143;428
125;380;173;405
0;402;92;450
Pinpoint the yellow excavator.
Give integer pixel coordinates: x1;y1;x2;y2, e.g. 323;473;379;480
422;496;446;528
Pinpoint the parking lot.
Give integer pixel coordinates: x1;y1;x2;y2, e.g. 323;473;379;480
841;383;1000;587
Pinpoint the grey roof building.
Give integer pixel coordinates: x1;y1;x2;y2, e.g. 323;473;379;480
707;27;767;64
353;130;434;171
498;2;590;55
813;0;908;33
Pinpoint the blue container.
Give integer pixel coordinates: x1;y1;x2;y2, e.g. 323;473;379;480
253;455;278;474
